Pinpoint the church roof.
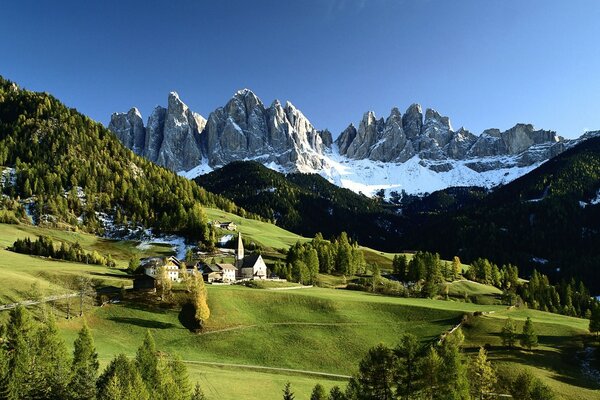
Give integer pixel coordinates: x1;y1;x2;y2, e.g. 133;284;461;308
241;253;262;268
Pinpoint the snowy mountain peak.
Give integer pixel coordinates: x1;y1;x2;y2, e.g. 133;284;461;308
109;90;590;197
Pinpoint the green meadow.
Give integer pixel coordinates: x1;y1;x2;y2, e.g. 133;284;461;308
0;221;599;399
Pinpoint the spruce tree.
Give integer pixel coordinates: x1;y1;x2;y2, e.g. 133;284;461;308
395;333;420;399
282;382;295;400
33;312;70;400
419;346;442;400
136;330;159;391
469;347;496;400
520;317;538;350
500;317;517;348
5;305;35;400
589;304;600;336
329;386;346;400
70;321;99;400
310;383;328;400
356;343;397;399
191;383;206;400
99;374;121;400
438;328;470;400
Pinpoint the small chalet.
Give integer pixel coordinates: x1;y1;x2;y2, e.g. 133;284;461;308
133;274;157;291
219;221;237;231
198;262;237;283
141;256;182;282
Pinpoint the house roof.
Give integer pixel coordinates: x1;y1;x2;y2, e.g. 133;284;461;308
241;253;262;268
198;263;221;273
215;263;236;271
140;256;182;269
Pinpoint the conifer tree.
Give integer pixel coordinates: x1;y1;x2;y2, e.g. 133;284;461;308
190;273;210;326
589;304;600;336
395;333;420;399
452;256;462;280
282;382;295;400
33;312;70;400
356;343;397;399
438;328;470;400
500;317;517;348
419;346;442;400
469;347;497;400
70;321;99;400
329;386;346;400
99;374;121;400
4;306;36;400
310;383;328;400
191;383;206;400
136;330;159;391
520;317;538;350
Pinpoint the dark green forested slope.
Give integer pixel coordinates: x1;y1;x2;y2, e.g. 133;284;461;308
0;76;249;240
407;135;600;292
194;161;406;249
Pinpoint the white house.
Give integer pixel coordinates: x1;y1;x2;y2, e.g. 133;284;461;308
142;256;182;282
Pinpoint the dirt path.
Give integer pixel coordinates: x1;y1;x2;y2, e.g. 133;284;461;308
182;360;352;379
0;293;79;311
202;321;369;335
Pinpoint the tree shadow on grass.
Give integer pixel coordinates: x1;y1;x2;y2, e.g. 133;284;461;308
179;302;202;333
108;316;176;329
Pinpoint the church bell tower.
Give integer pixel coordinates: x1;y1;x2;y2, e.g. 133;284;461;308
236;232;244;268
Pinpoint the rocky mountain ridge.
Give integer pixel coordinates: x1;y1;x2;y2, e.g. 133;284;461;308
109;90;582;195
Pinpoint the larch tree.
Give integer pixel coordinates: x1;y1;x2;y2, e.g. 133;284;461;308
189;273;210;327
500;317;517;348
395;333;420;399
520;317;538;350
282;382;295;400
191;383;206;400
135;330;159;391
419;346;442;400
70;321;99;400
310;383;328;400
356;343;397;400
469;347;497;400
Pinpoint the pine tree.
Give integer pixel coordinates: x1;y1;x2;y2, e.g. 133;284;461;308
500;317;517;348
99;374;122;400
169;356;192;399
329;385;346;400
310;383;328;400
395;333;420;399
4;306;35;400
419;346;442;400
356;343;397;399
282;382;295;400
520;317;538;350
191;383;206;400
70;321;99;400
136;330;159;391
469;347;496;400
589;304;600;336
33;312;70;400
438;328;470;400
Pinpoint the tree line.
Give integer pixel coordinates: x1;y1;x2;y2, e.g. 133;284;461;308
9;236;116;267
0;306;205;400
274;232;366;285
285;328;554;400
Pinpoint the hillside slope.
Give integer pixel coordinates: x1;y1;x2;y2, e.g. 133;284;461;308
407;135;600;292
195;161;406;249
0;76;247;240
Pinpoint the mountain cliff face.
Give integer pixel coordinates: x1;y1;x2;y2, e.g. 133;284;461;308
109;90;584;195
334;105;565;170
109;89;329;173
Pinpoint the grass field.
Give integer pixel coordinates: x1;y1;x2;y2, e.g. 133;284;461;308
1;222;598;399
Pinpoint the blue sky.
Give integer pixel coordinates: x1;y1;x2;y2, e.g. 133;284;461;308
1;0;599;138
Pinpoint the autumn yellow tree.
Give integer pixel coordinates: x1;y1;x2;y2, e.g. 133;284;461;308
189;273;210;326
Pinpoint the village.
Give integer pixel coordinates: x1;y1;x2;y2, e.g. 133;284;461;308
133;229;272;290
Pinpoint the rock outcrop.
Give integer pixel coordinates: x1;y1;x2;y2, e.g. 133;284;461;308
110;89;330;172
334;105;565;171
109;89;568;182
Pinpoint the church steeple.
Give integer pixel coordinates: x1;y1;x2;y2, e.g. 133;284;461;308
236;232;244;268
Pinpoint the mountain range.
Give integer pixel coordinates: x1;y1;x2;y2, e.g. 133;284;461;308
109;89;589;195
